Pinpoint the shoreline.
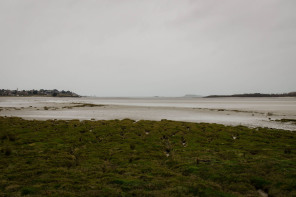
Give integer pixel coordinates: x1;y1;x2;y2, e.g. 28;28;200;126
0;97;295;131
1;104;295;131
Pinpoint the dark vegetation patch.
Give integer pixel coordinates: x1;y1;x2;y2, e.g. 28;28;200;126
192;107;264;115
40;103;105;110
275;119;296;124
0;107;23;111
42;106;59;110
0;117;295;196
62;103;105;109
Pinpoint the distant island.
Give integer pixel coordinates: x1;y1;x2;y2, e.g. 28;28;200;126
183;94;203;98
0;89;80;97
205;92;296;98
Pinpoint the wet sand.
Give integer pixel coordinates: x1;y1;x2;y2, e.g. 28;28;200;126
0;97;295;130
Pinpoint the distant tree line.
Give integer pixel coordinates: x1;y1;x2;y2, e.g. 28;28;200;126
205;92;296;98
0;89;80;97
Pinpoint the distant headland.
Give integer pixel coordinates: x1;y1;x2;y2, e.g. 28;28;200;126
205;92;296;98
0;89;80;97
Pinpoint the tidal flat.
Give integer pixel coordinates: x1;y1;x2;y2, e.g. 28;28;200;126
0;97;296;130
1;117;296;196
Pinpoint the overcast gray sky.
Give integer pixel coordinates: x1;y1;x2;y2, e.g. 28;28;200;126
0;0;295;97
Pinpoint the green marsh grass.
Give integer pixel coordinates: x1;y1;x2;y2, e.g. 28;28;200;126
0;117;295;196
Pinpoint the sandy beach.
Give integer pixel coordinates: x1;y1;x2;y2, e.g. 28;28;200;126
0;96;295;130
